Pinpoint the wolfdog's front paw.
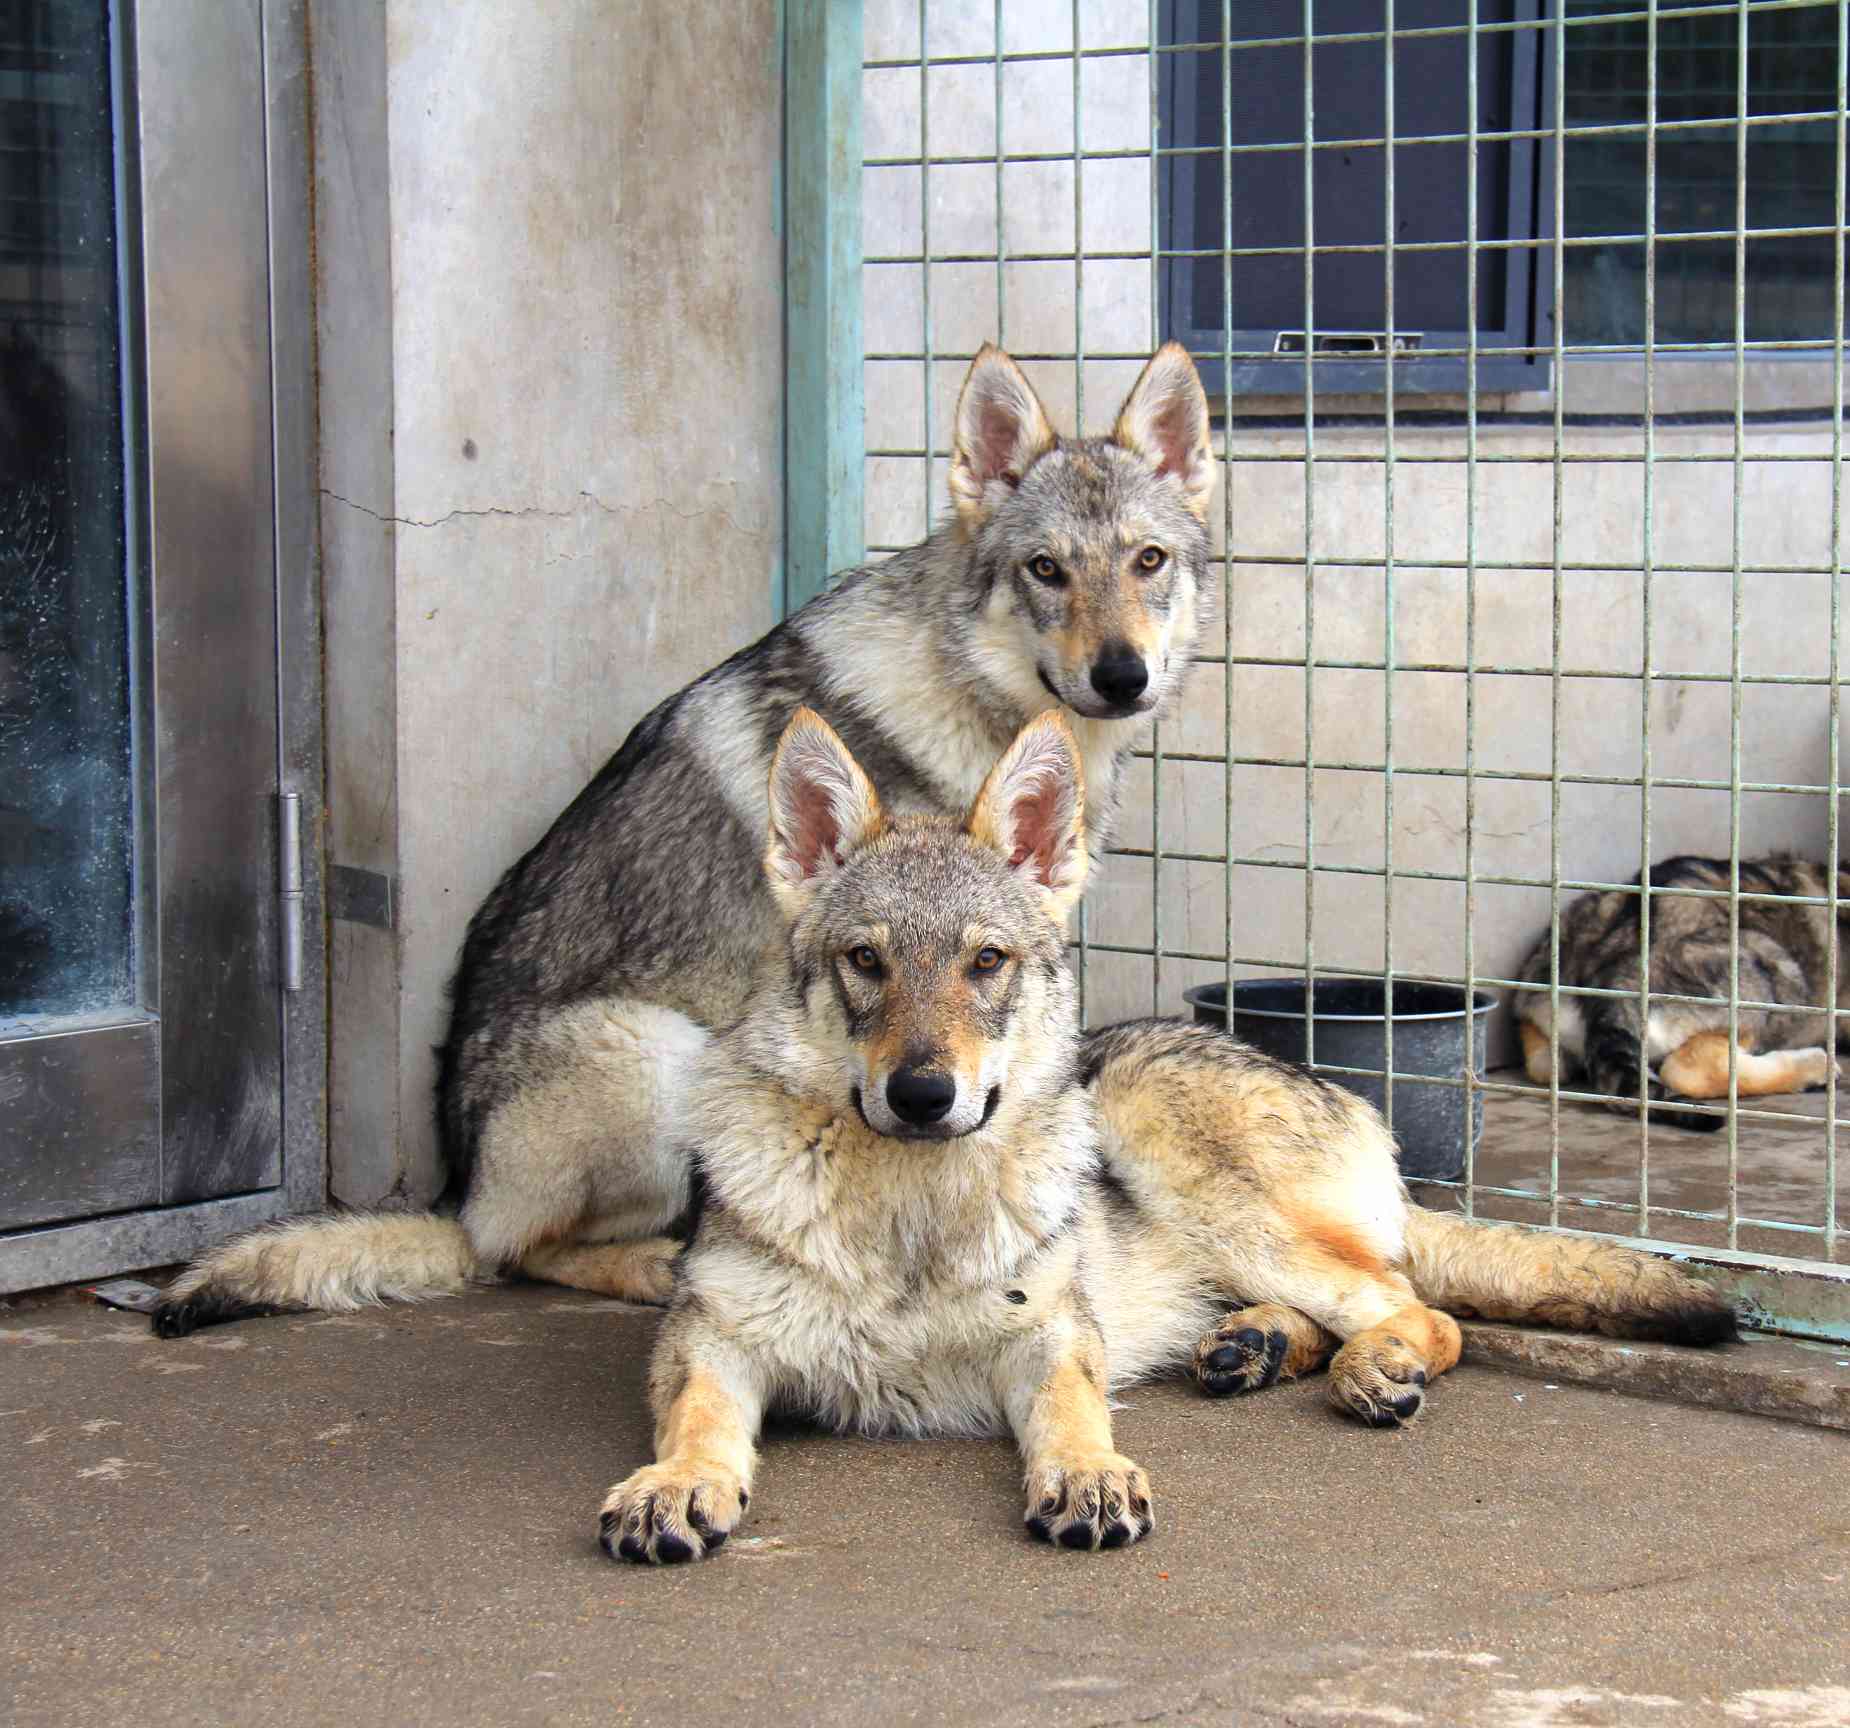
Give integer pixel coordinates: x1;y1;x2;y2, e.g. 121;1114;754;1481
1196;1321;1287;1395
1328;1330;1431;1428
1194;1302;1334;1396
598;1462;748;1564
1024;1456;1153;1552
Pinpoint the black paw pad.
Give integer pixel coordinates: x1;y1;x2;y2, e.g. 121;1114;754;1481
1057;1523;1095;1551
654;1531;695;1564
151;1302;198;1340
150;1294;285;1339
1198;1324;1287;1396
1099;1522;1132;1549
1025;1513;1054;1544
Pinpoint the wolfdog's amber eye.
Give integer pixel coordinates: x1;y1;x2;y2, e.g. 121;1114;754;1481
972;947;1007;973
1028;554;1064;585
847;945;882;975
1137;545;1166;572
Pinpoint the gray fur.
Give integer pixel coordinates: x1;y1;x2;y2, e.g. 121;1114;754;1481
157;344;1217;1329
439;345;1213;1205
1513;851;1850;1123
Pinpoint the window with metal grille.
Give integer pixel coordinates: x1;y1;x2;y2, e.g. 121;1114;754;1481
1564;0;1844;344
1159;0;1547;395
1159;0;1846;393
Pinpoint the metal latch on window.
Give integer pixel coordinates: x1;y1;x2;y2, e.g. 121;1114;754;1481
1274;331;1424;356
277;791;303;994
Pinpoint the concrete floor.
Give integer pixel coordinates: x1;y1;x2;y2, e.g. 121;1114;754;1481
5;1285;1850;1727
1432;1068;1850;1265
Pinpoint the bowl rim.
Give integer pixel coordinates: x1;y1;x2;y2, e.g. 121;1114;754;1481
1182;977;1498;1024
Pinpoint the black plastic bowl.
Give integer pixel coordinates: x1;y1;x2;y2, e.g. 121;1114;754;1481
1181;978;1497;1182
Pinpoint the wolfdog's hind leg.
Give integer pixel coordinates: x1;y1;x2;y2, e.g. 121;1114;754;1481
1236;1260;1462;1427
1326;1301;1462;1429
1660;1030;1837;1098
461;998;706;1298
1193;1302;1335;1397
519;1235;681;1304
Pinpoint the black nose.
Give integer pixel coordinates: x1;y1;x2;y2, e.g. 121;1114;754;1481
1090;649;1149;706
886;1066;957;1127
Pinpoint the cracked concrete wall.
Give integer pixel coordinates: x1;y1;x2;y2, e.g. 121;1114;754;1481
316;0;784;1205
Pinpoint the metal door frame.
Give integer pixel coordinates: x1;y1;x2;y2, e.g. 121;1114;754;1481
0;0;324;1294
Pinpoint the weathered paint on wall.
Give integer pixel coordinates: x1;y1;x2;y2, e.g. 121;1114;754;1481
317;0;785;1204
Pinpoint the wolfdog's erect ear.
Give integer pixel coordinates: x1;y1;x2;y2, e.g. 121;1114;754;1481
948;344;1058;530
1112;341;1214;520
967;712;1089;922
765;707;886;916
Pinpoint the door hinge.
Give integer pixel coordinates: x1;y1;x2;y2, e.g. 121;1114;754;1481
277;790;304;994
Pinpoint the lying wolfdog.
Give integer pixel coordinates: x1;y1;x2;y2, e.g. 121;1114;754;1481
600;708;1737;1562
153;342;1219;1336
1515;853;1850;1131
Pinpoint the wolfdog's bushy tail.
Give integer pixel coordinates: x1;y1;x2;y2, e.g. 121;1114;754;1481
151;1213;480;1338
1400;1209;1737;1345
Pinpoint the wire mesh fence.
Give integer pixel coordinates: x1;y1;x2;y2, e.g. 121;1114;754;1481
859;0;1847;1274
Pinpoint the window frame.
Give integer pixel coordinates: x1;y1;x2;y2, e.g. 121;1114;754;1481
1156;0;1552;398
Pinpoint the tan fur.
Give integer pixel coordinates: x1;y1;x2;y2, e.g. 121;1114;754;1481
1399;1207;1731;1341
156;347;1214;1339
1329;1305;1464;1425
1519;1020;1555;1085
599;713;1738;1564
1285;1201;1392;1277
600;1364;756;1564
519;1237;680;1303
157;1213;481;1315
1659;1028;1833;1099
1085;1014;1733;1424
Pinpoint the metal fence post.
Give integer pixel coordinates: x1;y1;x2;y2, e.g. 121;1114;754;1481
785;0;865;615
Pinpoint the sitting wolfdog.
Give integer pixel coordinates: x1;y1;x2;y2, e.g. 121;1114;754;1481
600;708;1736;1563
1515;853;1850;1131
154;342;1219;1335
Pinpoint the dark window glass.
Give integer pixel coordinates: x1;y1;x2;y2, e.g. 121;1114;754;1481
1564;0;1844;344
1165;0;1523;340
1159;0;1845;384
0;0;134;1020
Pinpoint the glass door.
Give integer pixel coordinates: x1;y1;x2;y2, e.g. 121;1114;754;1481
1;0;301;1261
